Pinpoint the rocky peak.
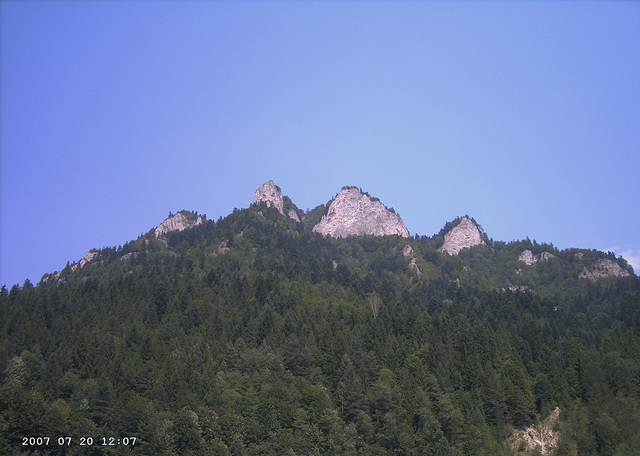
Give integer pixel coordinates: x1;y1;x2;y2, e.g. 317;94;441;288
252;180;284;215
252;181;300;222
312;187;409;238
579;259;631;281
154;212;203;238
438;217;485;255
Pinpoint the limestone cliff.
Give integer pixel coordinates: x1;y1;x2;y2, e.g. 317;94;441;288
312;187;409;238
519;250;556;265
287;209;301;223
579;259;630;280
154;212;203;238
252;181;300;222
252;180;285;215
438;217;485;255
77;250;99;269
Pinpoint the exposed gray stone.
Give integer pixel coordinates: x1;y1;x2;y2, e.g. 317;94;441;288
288;209;301;223
78;250;99;268
120;252;138;262
252;181;300;222
519;250;555;265
401;244;421;275
519;249;538;265
409;257;422;276
214;240;230;255
252;180;284;215
438;217;485;255
70;250;99;272
155;212;203;238
579;259;630;280
509;407;560;455
312;188;409;238
503;285;531;293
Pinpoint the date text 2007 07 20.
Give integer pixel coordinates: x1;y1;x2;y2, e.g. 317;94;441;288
23;436;137;446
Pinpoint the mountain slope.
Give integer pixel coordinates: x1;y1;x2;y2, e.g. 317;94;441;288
1;184;638;456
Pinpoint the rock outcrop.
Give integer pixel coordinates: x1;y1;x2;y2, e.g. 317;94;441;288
402;244;422;276
438;217;485;255
519;250;556;265
312;187;409;238
69;250;99;272
77;250;98;269
519;250;537;266
43;249;100;282
503;284;531;293
155;212;203;238
120;252;138;262
287;209;301;223
509;407;560;455
402;245;414;258
252;180;284;215
213;240;230;255
252;181;300;222
579;259;630;280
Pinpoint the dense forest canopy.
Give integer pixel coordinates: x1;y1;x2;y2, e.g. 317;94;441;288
1;205;638;455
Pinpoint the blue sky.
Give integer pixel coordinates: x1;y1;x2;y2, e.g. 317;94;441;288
2;1;639;287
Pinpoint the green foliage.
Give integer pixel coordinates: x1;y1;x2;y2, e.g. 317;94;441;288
1;206;638;454
302;204;328;231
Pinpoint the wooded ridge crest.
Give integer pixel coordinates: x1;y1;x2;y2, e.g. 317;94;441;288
2;181;638;456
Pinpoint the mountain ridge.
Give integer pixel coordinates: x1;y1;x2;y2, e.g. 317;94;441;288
2;181;639;456
33;180;634;288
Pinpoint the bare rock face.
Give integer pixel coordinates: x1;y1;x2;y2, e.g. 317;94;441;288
539;252;556;261
252;180;284;215
579;259;631;280
519;250;538;266
68;250;99;272
312;188;409;238
43;250;95;282
217;240;231;255
519;250;556;265
509;407;560;455
287;209;301;223
120;252;138;262
78;250;99;268
155;212;203;238
252;181;300;222
402;245;414;257
401;244;422;276
438;217;485;255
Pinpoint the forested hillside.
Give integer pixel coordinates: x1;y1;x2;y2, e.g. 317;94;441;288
1;206;639;455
